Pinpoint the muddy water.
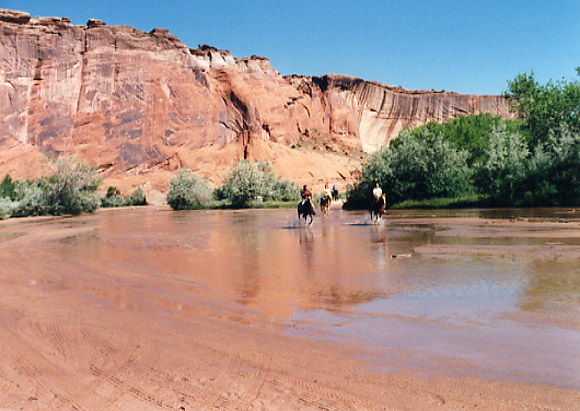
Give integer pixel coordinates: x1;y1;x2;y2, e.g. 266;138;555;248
4;207;580;389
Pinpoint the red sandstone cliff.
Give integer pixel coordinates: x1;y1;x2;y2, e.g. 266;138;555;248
0;9;510;193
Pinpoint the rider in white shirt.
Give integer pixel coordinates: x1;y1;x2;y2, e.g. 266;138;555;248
372;183;382;200
323;183;332;201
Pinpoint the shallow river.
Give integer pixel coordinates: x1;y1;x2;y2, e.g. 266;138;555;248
4;206;580;389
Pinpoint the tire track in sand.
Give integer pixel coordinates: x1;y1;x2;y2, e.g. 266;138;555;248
194;351;275;410
74;328;170;408
235;351;273;411
194;353;244;408
0;327;86;410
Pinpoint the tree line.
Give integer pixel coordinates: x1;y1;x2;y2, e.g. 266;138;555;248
0;155;147;219
0;156;299;219
345;68;580;209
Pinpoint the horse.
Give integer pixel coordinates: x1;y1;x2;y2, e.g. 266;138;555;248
332;187;339;202
298;199;315;225
370;194;386;223
320;194;331;215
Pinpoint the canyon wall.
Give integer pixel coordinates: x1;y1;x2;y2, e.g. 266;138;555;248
0;9;510;192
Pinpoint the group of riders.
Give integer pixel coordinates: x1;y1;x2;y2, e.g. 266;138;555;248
298;182;386;222
299;183;339;215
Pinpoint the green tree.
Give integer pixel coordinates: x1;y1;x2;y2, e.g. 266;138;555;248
522;126;580;206
504;68;580;145
397;113;519;166
0;175;16;200
477;124;530;205
346;129;472;208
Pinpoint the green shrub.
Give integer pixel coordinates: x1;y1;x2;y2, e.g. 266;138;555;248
219;160;298;207
11;179;50;217
101;194;127;208
128;187;147;206
220;160;270;207
44;155;101;215
167;169;213;210
102;187;148;208
271;179;300;202
0;197;18;219
5;156;101;218
105;186;121;198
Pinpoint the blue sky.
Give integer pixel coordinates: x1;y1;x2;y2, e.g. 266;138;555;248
5;0;579;95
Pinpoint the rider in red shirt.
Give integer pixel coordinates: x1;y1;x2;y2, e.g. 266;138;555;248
301;185;312;205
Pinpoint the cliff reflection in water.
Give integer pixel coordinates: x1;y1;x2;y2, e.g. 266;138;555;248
9;206;579;389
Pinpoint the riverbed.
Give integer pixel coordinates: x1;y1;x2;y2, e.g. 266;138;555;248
0;207;579;409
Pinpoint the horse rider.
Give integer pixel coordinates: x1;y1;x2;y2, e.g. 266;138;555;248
372;182;382;207
301;185;314;209
323;183;332;202
332;184;339;200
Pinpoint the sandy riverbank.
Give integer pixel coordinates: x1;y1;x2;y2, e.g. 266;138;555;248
0;208;579;410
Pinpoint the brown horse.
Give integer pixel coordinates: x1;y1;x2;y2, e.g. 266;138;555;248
370;194;386;223
320;195;331;215
298;199;315;224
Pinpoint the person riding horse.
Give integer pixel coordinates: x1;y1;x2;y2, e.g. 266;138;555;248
370;183;386;222
298;185;315;223
318;183;332;215
332;185;339;201
300;185;314;207
323;183;332;203
371;183;383;207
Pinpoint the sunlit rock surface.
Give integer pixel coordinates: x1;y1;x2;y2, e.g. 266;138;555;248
0;9;510;192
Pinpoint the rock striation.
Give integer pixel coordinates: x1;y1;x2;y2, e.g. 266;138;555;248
0;9;510;193
309;74;510;152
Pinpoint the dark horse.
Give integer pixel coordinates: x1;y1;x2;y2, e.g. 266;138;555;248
332;187;339;202
298;199;315;224
370;194;386;223
320;195;331;215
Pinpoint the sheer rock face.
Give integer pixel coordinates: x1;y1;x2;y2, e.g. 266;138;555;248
0;10;510;192
311;74;510;152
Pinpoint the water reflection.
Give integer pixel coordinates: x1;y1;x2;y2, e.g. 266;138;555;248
521;260;580;311
3;207;579;389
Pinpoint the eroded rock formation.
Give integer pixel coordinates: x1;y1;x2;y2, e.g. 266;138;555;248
0;9;510;193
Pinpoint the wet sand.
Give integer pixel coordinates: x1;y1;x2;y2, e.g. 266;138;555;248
0;207;579;410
